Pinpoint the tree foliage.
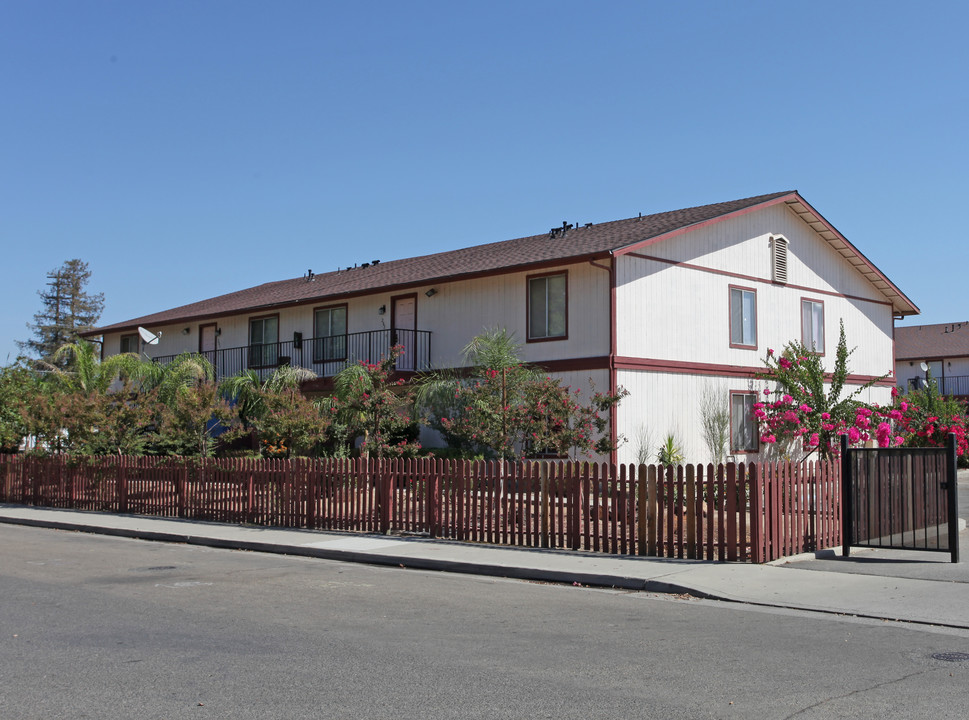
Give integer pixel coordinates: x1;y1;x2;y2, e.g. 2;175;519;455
418;328;627;460
19;259;104;367
757;322;890;459
333;346;421;458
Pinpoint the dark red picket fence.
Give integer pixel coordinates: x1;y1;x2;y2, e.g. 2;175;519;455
0;455;842;563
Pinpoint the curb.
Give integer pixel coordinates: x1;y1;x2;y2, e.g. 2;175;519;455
0;514;720;600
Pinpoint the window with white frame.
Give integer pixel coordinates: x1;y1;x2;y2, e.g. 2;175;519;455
730;392;759;453
120;333;139;354
528;272;567;340
313;305;347;362
729;286;757;348
801;299;824;354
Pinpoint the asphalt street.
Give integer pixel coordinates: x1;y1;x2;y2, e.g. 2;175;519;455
2;525;968;720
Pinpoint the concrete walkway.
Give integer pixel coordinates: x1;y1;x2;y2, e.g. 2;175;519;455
3;503;968;630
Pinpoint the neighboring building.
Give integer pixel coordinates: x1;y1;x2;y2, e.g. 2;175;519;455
895;322;969;400
85;191;918;464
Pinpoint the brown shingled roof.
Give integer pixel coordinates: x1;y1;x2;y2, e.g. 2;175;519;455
896;322;969;360
86;190;916;334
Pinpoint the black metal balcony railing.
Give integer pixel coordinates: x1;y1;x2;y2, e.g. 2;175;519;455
906;375;969;397
152;329;431;381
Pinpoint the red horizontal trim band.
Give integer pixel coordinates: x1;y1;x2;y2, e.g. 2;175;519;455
299;358;610;393
615;356;895;387
624;252;893;308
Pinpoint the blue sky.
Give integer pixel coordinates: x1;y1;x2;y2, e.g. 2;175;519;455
3;1;967;363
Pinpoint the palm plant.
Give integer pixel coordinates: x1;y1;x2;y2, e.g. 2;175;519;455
656;433;685;467
220;364;317;429
134;353;216;408
414;328;542;456
49;339;141;394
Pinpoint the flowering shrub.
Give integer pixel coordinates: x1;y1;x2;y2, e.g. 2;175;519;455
758;325;968;462
334;345;422;459
439;370;627;460
757;322;890;459
890;378;968;459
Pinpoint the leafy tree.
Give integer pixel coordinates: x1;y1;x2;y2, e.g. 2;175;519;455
48;339;140;394
419;328;627;460
247;387;336;458
416;328;541;453
757;322;888;459
0;363;41;452
220;365;335;458
19;259;104;367
334;346;421;458
220;365;317;431
154;381;234;457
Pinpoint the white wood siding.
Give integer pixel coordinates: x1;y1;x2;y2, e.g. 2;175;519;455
615;369;892;466
616;203;895;378
101;261;610;370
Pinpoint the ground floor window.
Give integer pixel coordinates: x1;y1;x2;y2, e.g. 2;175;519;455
730;391;759;453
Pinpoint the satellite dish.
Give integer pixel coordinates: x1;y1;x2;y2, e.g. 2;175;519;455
920;362;929;373
138;326;161;345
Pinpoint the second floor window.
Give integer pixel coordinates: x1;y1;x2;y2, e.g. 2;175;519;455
801;299;824;354
249;316;278;368
528;272;567;341
120;333;139;354
729;286;757;348
314;306;347;362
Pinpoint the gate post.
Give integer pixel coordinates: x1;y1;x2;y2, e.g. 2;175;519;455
946;433;960;563
840;434;851;558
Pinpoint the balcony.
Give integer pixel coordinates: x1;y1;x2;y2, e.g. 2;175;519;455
153;328;431;381
906;375;969;398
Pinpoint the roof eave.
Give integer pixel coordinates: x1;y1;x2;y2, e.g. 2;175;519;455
84;250;614;337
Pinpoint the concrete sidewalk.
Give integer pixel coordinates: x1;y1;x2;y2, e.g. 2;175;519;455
2;503;968;630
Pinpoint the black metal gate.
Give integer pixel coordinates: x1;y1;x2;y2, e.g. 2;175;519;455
841;434;960;563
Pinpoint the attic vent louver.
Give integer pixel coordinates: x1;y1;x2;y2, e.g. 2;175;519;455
771;235;789;284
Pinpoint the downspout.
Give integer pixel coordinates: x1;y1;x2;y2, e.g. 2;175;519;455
589;255;618;466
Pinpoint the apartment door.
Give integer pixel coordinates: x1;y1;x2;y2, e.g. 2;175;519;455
199;323;218;377
391;294;416;370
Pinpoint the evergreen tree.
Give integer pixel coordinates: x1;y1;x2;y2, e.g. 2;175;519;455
19;259;104;367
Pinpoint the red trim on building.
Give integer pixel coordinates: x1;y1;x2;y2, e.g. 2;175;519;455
589;258;617;464
614;356;896;387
